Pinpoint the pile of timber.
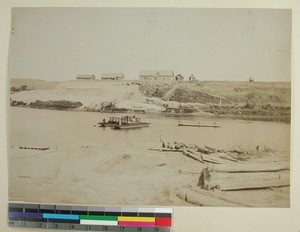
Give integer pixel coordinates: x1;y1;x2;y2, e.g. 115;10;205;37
177;188;245;207
178;164;290;206
149;142;247;165
151;142;290;206
198;164;290;191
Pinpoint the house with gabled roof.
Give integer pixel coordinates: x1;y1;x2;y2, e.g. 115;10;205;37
101;73;124;80
139;70;174;81
175;74;184;81
76;74;96;80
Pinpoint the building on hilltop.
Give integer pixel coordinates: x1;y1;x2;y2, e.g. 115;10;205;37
76;74;96;80
175;74;184;81
188;74;196;82
139;70;174;81
101;73;124;80
249;77;255;82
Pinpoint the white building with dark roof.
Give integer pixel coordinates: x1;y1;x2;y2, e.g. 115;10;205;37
101;73;124;80
139;70;174;81
188;74;196;82
76;74;96;80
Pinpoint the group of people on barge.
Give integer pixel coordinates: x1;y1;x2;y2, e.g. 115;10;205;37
103;115;141;124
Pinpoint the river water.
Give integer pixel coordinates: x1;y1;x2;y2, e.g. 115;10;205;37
9;107;290;152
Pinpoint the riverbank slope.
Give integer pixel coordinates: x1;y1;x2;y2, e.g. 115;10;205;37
10;78;291;122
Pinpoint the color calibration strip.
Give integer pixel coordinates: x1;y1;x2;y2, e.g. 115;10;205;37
8;203;172;231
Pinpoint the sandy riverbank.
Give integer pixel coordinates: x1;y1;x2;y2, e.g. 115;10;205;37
9;140;289;207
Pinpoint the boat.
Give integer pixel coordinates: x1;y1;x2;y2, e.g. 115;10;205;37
112;122;150;130
98;116;150;129
178;122;220;128
97;122;117;127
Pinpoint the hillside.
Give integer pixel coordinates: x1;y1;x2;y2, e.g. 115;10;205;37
10;79;164;113
139;81;290;106
10;78;59;91
139;81;291;122
9;79;291;122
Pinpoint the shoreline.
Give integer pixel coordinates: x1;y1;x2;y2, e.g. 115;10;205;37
8;140;290;207
9;105;290;123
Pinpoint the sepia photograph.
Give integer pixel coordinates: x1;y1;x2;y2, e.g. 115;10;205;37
8;7;291;208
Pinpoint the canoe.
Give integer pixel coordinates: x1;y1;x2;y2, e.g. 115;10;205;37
112;122;150;130
178;123;220;128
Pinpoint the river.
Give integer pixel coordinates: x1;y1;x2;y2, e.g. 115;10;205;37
9;107;290;152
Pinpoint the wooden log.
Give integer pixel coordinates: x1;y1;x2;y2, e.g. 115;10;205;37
214;163;290;173
224;152;240;160
196;146;212;154
148;148;183;152
179;142;197;150
191;187;250;207
201;154;222;164
237;157;250;161
186;148;203;156
182;150;204;163
218;153;238;162
183;143;199;150
227;149;244;155
220;178;290;191
177;188;243;207
226;151;250;161
208;152;237;162
204;145;219;153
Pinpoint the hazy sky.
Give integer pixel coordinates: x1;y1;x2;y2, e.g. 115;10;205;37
9;8;291;82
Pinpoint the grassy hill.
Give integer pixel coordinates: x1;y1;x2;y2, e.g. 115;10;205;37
139;81;291;122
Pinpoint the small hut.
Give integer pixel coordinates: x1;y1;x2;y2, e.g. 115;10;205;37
189;74;196;82
174;74;184;81
249;77;255;82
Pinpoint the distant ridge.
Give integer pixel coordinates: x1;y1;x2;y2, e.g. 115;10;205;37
10;78;59;90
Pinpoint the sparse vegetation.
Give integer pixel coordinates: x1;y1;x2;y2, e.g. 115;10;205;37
10;85;30;93
139;81;291;122
27;100;82;110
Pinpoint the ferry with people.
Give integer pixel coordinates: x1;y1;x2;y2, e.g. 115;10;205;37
112;121;150;130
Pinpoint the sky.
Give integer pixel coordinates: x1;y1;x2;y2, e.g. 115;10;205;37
8;8;291;82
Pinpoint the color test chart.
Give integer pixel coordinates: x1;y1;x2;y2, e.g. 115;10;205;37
8;203;172;231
